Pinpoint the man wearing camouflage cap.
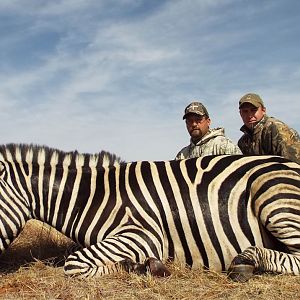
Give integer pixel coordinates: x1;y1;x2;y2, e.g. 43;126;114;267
176;101;241;160
238;93;300;164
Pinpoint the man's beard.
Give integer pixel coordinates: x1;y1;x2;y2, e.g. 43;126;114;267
190;129;203;142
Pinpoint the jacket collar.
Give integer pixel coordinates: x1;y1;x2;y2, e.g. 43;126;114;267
240;115;268;136
191;127;225;145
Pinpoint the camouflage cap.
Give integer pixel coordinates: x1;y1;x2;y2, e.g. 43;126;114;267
183;102;209;119
239;93;265;109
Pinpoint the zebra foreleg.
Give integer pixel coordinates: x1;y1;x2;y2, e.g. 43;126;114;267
227;246;300;282
63;241;170;278
64;253;171;278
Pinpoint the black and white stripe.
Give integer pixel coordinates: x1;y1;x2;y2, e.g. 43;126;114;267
0;143;300;280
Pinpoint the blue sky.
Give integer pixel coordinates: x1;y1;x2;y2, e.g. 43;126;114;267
0;0;299;161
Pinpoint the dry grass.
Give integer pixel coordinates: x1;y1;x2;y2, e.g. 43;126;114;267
0;220;299;300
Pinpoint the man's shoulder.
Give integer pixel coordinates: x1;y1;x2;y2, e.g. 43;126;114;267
263;116;287;128
208;130;234;144
209;127;225;137
177;144;190;153
263;116;297;134
207;133;241;152
175;144;190;160
205;135;229;148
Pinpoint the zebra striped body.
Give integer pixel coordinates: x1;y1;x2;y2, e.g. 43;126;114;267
0;144;300;280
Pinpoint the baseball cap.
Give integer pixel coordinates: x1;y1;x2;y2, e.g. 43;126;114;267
239;93;265;108
183;102;209;119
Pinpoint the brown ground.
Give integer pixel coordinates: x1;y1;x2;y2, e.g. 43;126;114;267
0;220;298;300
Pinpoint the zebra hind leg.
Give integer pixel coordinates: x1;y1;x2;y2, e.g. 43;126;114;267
227;245;300;282
119;257;171;277
227;247;257;282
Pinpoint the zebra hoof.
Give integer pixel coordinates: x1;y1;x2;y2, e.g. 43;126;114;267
119;258;147;275
145;258;171;277
227;264;255;282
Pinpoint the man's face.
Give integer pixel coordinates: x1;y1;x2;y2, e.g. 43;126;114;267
185;113;210;141
239;103;266;130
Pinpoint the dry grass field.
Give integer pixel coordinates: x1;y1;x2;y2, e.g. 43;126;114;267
0;220;299;300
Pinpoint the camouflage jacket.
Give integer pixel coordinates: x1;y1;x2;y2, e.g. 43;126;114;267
175;127;242;160
238;115;300;164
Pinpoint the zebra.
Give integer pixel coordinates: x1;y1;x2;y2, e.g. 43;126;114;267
0;143;300;282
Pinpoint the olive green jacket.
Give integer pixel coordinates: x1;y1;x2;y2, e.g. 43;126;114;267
238;115;300;165
176;128;242;160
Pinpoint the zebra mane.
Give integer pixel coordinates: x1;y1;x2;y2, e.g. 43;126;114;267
0;143;124;168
